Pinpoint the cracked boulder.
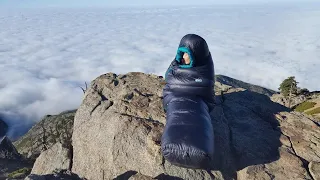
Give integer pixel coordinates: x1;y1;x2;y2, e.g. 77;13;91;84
71;72;320;180
30;142;72;175
279;112;320;163
72;72;213;180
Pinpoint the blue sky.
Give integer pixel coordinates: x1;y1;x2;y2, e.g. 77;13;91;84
1;0;319;8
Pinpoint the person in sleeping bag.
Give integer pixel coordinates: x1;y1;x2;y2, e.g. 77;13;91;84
161;34;215;169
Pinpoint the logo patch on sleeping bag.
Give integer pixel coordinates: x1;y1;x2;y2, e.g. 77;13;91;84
195;79;202;82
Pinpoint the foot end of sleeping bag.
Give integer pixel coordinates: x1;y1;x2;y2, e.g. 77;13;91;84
161;96;214;169
161;143;213;169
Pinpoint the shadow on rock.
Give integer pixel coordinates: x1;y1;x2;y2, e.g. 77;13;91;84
113;170;138;180
25;170;85;180
155;173;184;180
210;90;290;179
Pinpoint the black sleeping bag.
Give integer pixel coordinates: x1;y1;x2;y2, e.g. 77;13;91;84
161;34;215;169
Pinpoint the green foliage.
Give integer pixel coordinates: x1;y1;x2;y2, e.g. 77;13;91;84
279;76;298;97
306;107;320;115
299;88;310;94
8;167;31;178
294;102;317;112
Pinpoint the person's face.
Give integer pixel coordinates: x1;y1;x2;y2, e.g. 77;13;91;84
182;53;191;65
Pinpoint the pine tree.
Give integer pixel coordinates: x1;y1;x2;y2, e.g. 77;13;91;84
279;76;298;97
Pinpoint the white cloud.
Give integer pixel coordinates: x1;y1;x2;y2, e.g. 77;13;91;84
0;5;319;137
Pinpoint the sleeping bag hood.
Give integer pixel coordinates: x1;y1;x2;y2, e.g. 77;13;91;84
163;34;215;111
175;34;212;68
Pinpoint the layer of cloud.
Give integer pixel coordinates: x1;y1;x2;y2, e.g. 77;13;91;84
0;5;319;137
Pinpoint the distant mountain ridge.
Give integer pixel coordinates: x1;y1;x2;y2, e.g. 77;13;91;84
215;74;277;96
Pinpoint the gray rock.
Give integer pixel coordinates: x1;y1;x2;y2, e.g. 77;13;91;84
70;72;320;180
280;112;320;163
271;93;307;108
31;143;71;175
309;161;320;180
15;72;320;180
25;170;84;180
72;73;166;179
0;136;21;159
215;75;277;97
238;147;311;180
128;173;154;180
13;111;75;159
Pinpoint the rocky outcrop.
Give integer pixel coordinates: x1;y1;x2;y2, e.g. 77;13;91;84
272;93;320;125
271;93;308;108
31;142;72;175
13;110;76;159
0;119;8;137
68;72;320;180
72;72;168;180
309;161;320;180
0;136;21;159
215;75;276;96
25;170;85;180
279;112;320;162
20;72;320;180
128;173;154;180
271;91;320;109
